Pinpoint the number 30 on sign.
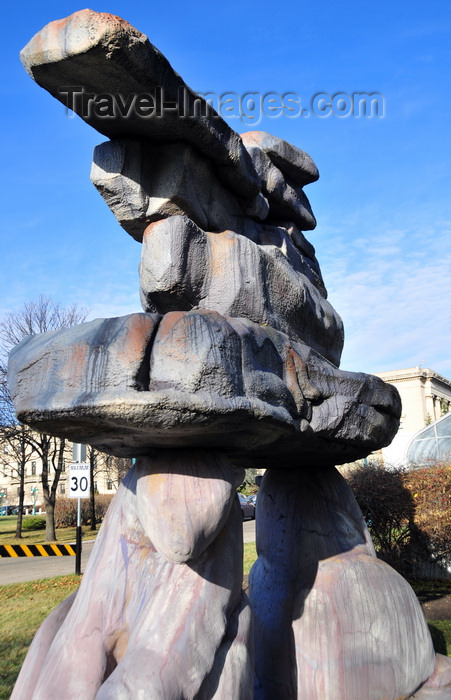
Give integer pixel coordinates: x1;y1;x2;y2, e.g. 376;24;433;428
68;462;90;499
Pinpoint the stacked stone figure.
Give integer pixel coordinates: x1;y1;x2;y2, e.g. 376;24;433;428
8;9;451;699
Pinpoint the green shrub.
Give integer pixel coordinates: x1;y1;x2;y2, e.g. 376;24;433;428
237;468;259;495
22;517;46;531
54;495;114;528
91;495;114;524
346;463;413;569
346;462;451;578
403;464;451;572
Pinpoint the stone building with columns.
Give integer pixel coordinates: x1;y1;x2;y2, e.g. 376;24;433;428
373;366;451;467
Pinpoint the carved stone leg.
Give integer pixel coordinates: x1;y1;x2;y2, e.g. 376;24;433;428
12;451;252;700
250;467;439;700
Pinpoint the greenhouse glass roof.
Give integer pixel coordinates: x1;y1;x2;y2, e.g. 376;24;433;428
406;412;451;465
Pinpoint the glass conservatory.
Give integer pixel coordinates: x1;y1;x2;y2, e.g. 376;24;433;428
406;412;451;465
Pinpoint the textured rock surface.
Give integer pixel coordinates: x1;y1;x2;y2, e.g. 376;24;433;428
90;140;265;242
139;215;339;362
241;131;318;230
135;452;243;563
411;656;451;698
12;456;253;700
8;310;400;466
241;130;320;188
249;467;438;700
20;9;260;205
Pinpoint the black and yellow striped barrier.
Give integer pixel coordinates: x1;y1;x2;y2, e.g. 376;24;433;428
0;543;76;557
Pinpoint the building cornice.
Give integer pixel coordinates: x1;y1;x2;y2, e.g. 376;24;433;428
374;367;451;390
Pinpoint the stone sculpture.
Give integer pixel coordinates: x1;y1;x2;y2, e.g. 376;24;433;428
8;9;451;699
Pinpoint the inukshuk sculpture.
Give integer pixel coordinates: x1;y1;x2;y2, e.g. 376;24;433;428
8;10;451;700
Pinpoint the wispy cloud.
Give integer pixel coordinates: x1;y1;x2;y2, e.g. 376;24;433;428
319;216;451;377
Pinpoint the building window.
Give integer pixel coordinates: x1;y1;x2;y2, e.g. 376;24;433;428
107;480;113;490
3;445;8;454
60;483;65;494
17;487;20;497
61;460;65;473
31;461;36;476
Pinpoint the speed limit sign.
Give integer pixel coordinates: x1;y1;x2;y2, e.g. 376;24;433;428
68;463;90;499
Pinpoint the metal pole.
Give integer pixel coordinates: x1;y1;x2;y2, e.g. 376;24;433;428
73;443;86;575
31;487;37;515
75;496;82;575
73;443;86;462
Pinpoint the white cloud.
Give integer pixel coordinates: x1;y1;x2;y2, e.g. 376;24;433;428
318;216;451;378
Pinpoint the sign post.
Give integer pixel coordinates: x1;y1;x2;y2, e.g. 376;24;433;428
0;491;6;516
69;444;89;575
31;486;38;515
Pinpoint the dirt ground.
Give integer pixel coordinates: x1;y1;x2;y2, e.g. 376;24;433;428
421;594;451;621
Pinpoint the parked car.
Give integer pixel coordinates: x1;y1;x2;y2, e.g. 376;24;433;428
238;493;255;520
0;505;19;516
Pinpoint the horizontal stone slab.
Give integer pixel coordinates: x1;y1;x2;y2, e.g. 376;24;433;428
90;140;256;242
20;9;261;205
8;311;401;467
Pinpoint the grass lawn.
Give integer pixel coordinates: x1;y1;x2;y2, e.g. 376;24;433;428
428;620;451;656
0;576;80;700
0;515;98;544
243;541;257;575
0;539;450;698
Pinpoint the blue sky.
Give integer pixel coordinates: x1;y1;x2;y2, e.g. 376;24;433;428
2;0;451;378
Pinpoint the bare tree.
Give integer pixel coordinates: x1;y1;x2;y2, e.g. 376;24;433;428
0;296;87;540
84;449;132;530
0;295;87;347
0;354;36;536
87;445;100;531
0;422;35;537
28;433;73;541
103;455;132;491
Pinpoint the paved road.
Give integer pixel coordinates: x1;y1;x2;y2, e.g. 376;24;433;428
0;540;95;585
0;520;256;584
243;517;256;543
